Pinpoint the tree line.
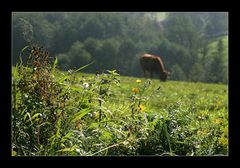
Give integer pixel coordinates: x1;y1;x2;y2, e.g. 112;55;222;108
12;12;228;83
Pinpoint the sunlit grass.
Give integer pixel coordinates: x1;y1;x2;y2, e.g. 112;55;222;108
12;63;228;156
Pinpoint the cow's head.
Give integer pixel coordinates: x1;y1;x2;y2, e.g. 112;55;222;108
160;70;170;81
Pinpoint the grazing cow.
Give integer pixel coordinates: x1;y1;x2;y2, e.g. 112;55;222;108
140;53;170;81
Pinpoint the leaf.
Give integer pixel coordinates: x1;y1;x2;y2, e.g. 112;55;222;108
24;112;32;124
12;150;17;156
61;132;74;143
20;107;27;116
89;122;99;129
19;55;23;66
73;61;94;74
37;122;51;128
21;45;30;53
58;61;95;84
58;75;69;83
19;45;29;65
51;57;58;75
12;64;19;78
31;113;41;120
49;135;58;148
71;108;92;123
57;148;74;153
69;86;82;91
93;97;105;103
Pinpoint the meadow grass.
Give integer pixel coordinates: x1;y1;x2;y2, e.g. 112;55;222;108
11;45;228;156
67;72;228;156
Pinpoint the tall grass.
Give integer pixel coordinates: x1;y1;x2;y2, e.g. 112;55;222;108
12;45;228;156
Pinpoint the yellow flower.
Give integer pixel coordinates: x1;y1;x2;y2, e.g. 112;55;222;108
214;119;221;125
136;79;141;83
197;129;208;136
219;134;228;145
132;87;140;93
223;127;228;136
137;104;145;112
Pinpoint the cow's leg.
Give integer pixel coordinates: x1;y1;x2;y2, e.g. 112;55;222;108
150;71;153;79
143;70;147;78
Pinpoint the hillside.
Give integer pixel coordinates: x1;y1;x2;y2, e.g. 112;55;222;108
12;12;228;83
11;12;228;155
12;59;228;155
207;35;228;65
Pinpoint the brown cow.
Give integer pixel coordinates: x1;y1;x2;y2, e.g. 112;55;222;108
140;53;170;81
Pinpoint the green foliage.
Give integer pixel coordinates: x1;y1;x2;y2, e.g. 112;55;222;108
204;13;228;37
189;63;207;82
68;41;92;68
170;64;187;81
12;45;70;155
209;40;227;83
12;12;228;83
12;45;228;156
12;13;228;155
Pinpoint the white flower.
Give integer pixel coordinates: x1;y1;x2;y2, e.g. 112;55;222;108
83;82;89;89
88;113;93;117
76;149;80;153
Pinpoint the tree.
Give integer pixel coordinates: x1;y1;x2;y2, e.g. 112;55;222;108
170;64;187;81
67;41;92;69
189;63;206;82
164;13;204;69
209;39;226;83
118;37;138;75
94;38;120;71
164;13;199;49
98;13;125;38
83;38;101;56
58;53;70;70
12;12;228;83
204;13;228;37
12;15;30;64
80;17;105;40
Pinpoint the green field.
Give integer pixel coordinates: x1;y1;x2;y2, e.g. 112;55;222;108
12;12;228;156
12;62;228;156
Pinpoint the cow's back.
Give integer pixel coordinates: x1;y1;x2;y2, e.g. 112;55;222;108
140;55;161;73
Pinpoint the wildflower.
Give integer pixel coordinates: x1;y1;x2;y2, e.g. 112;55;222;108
219;135;228;145
132;87;140;93
88;112;97;118
153;115;158;120
223;127;228;136
83;82;89;89
214;119;221;125
92;112;97;118
136;79;141;83
197;129;208;136
88;113;93;118
195;145;200;149
137;104;145;112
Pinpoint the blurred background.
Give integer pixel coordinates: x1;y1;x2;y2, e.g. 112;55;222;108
12;12;228;83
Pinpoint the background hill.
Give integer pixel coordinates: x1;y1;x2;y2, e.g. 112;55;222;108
12;12;228;83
